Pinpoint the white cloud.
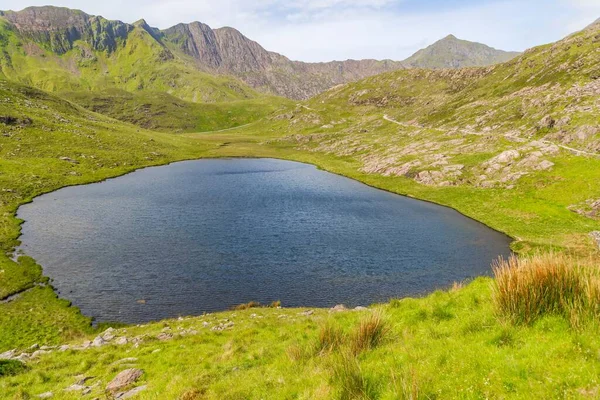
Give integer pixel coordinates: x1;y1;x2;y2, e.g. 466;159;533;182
2;0;599;62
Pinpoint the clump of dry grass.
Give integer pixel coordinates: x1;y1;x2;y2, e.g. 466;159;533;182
316;320;346;354
232;300;281;310
350;310;390;355
493;253;600;326
233;301;262;310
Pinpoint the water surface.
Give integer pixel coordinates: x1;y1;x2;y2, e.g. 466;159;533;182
18;159;511;323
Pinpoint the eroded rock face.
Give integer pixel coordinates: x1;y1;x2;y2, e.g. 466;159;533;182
3;6;132;54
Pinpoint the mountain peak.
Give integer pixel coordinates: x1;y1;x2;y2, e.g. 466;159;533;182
402;35;519;69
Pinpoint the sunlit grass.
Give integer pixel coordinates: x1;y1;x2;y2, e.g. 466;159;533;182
493;253;600;326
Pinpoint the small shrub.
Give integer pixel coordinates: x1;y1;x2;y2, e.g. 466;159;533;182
493;253;600;326
0;360;27;377
350;310;389;355
316;320;346;354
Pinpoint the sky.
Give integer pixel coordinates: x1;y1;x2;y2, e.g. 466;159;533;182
3;0;600;62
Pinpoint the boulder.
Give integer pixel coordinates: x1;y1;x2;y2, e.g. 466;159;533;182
330;304;347;313
106;369;144;394
491;150;520;164
117;385;147;399
92;336;106;347
0;349;16;360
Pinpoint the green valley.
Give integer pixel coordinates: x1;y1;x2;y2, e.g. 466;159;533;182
0;4;599;399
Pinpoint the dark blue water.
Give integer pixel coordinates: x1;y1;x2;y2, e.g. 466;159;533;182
17;159;511;323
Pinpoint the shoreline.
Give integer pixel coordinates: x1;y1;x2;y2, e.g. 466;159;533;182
10;155;515;327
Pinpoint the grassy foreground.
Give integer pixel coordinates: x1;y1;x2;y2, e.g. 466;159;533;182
2;276;600;399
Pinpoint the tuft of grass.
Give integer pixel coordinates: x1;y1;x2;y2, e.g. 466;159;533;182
493;253;600;326
233;301;262;311
316;320;346;355
332;351;376;400
350;310;390;355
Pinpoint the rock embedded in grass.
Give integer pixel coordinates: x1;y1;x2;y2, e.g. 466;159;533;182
106;368;144;394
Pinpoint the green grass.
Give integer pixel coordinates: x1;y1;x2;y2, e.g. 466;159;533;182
60;89;289;133
1;279;599;399
493;253;600;326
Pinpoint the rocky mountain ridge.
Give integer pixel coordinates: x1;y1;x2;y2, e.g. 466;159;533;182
0;6;519;100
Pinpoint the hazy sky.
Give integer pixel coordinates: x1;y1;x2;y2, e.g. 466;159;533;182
4;1;600;62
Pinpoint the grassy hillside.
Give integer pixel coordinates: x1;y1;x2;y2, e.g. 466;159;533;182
233;22;600;254
0;17;260;103
60;89;288;133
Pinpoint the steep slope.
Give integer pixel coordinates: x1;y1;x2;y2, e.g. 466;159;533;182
249;20;600;252
0;6;404;101
164;22;405;99
0;7;522;102
403;34;520;68
0;7;263;103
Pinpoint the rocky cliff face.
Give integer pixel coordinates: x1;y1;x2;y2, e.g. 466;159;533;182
2;6;131;54
402;34;520;69
165;22;405;99
0;6;519;100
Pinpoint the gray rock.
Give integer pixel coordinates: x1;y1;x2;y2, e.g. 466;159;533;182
37;392;53;399
31;350;50;358
117;385;147;399
92;336;106;347
354;306;369;311
491;150;520;164
330;304;348;312
115;337;128;345
156;332;173;341
106;369;144;394
102;328;116;341
64;384;87;392
0;349;16;360
535;160;555;171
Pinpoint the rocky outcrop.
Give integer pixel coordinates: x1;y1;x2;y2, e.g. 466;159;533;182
2;6;132;54
164;22;405;99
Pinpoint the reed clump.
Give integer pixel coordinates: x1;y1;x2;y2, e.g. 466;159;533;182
493;253;600;326
350;310;389;355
